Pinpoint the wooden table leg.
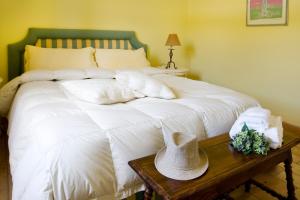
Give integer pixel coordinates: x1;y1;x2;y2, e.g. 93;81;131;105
144;184;153;200
284;151;296;200
244;180;251;192
215;193;234;200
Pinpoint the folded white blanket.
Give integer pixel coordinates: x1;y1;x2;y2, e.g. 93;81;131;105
0;69;115;117
229;107;283;149
0;68;176;117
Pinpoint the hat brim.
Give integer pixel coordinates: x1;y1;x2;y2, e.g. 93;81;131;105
154;147;209;181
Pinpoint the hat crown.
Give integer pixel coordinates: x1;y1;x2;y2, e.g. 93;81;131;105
155;125;209;180
165;131;201;170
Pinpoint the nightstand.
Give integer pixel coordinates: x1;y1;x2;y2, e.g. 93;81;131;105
0;117;8;136
0;78;5;136
158;67;189;77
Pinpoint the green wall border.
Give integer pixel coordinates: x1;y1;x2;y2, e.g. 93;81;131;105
7;28;148;80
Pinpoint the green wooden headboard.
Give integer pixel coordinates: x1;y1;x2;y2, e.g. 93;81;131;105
7;28;147;80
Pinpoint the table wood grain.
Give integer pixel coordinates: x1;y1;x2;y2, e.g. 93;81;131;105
129;124;300;200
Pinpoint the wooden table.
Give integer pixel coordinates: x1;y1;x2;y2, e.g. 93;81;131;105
129;123;300;200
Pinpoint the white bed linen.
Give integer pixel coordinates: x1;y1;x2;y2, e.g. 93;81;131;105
7;70;259;200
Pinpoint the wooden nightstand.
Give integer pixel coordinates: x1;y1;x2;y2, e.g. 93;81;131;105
158;67;189;77
0;78;6;135
0;117;8;136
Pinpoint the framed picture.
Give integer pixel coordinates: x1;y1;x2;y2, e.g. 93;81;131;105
247;0;288;26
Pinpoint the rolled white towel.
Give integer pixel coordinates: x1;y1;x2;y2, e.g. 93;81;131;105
230;115;283;149
264;116;283;149
243;107;271;119
242;123;268;133
230;107;271;136
238;115;269;125
229;120;244;138
236;116;269;131
231;117;269;134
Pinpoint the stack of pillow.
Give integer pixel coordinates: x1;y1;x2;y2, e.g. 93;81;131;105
24;45;151;71
23;45;176;105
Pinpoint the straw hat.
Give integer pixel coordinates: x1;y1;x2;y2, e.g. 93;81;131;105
155;129;208;180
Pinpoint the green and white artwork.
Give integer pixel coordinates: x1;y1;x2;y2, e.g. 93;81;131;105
247;0;288;25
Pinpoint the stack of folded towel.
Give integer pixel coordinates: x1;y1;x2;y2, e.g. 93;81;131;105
229;107;283;149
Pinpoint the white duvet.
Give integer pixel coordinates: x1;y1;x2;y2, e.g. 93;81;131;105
2;68;259;200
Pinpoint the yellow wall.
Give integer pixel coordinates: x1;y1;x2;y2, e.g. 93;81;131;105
0;0;188;83
187;0;300;125
0;0;299;125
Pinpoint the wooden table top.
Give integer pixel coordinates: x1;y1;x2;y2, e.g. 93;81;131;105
129;124;300;200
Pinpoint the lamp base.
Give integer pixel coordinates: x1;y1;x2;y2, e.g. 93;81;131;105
166;61;177;69
166;48;177;69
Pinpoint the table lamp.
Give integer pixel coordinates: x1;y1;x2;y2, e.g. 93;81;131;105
165;34;181;69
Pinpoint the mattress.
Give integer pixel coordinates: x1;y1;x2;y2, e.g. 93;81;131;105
7;73;258;199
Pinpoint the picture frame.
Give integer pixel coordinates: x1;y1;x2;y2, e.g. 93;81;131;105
247;0;288;26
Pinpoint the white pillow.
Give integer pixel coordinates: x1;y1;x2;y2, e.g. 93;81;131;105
59;79;138;105
84;68;115;79
52;69;87;80
21;70;55;82
21;68;116;82
24;45;97;71
115;71;176;99
95;48;151;69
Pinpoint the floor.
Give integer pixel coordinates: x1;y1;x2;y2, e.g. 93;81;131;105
0;134;299;200
0;134;11;200
229;144;300;200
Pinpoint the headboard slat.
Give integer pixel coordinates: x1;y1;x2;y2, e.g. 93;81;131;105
35;38;134;49
8;28;147;80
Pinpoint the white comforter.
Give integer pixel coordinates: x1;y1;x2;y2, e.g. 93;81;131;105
3;68;259;200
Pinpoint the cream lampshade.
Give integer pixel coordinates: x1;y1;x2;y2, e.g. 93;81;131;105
165;34;181;47
165;34;181;69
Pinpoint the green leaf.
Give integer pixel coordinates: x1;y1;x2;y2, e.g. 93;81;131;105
231;128;270;156
241;123;249;132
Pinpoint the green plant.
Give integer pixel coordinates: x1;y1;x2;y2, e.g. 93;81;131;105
231;124;270;155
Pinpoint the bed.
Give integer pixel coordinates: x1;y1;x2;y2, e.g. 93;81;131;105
3;28;259;200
